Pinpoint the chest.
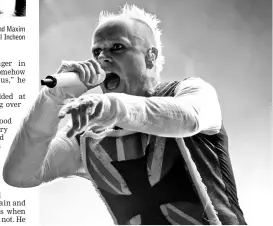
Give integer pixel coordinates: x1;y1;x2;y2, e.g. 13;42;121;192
99;133;148;161
81;133;184;194
80;133;203;224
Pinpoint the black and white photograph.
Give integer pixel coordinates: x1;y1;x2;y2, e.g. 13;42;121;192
1;0;271;225
0;0;26;17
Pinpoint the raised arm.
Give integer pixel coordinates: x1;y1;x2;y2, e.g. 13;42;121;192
58;77;222;139
111;77;222;137
2;86;87;187
3;59;105;187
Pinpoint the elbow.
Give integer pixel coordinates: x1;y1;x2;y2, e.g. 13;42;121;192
2;166;21;187
177;106;200;137
180;117;200;137
2;164;41;188
190;118;200;135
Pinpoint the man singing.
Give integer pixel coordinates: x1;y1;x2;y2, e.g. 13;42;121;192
3;5;246;225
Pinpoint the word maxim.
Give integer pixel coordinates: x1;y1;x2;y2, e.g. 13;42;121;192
0;26;26;33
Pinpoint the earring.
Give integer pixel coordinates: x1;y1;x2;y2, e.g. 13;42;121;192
146;50;155;69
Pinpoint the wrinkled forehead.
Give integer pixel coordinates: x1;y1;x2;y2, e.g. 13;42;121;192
92;18;146;46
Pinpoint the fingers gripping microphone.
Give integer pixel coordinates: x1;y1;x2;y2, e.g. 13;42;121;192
41;72;105;88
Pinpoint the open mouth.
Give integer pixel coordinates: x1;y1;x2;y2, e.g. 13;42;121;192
104;73;120;90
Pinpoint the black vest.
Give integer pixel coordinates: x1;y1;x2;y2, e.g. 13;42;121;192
78;81;247;225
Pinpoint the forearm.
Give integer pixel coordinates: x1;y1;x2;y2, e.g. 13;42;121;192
107;94;200;137
3;87;66;187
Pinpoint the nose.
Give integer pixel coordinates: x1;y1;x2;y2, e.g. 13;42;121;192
97;50;112;66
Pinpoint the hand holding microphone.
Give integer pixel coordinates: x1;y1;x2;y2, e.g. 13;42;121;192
41;59;106;89
41;59;118;138
46;60;118;138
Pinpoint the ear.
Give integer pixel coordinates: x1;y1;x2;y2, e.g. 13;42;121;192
145;47;158;69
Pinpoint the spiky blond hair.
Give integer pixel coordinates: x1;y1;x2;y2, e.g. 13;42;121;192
97;4;165;75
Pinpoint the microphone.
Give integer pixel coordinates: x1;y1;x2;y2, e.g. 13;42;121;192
41;71;105;88
41;72;83;88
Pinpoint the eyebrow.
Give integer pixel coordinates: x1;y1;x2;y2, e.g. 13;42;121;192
92;37;132;49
